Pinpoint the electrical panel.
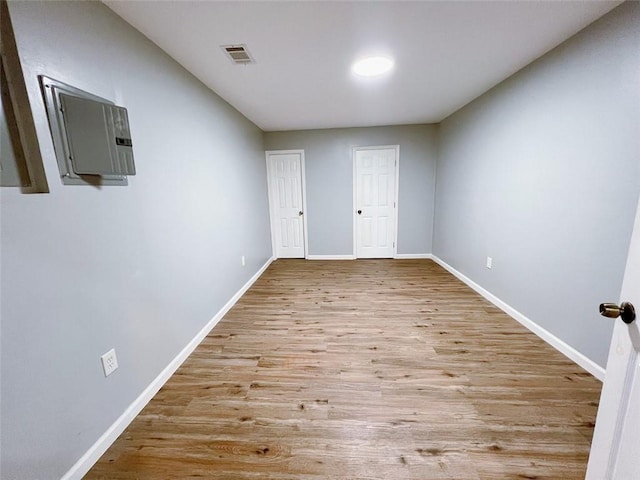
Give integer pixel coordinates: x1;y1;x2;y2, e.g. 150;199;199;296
40;76;136;186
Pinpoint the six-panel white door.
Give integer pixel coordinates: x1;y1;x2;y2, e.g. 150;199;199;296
266;151;305;258
354;147;398;258
586;196;640;479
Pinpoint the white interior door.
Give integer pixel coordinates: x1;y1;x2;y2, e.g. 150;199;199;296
587;196;640;479
266;151;306;259
354;146;398;259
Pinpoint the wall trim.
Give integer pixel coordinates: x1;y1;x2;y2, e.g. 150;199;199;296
394;253;434;259
430;255;606;381
61;256;276;480
306;254;433;260
306;254;355;260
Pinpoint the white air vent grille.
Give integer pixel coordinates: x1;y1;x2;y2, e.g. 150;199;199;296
221;44;255;64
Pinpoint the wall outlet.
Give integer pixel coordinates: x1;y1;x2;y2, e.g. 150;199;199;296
241;255;246;267
101;348;118;377
486;256;493;269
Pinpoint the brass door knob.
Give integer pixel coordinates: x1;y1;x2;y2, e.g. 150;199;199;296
599;302;636;324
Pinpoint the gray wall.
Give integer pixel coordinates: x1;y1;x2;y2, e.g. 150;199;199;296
0;2;272;478
3;1;639;477
265;125;437;256
434;2;640;369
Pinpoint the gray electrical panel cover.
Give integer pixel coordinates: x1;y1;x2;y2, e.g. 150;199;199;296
40;76;136;186
60;93;135;176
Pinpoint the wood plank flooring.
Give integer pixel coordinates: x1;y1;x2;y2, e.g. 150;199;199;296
85;259;601;479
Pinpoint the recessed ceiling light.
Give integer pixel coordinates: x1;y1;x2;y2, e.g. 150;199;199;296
352;56;394;77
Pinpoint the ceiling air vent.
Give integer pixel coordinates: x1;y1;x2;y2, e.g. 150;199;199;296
221;44;255;65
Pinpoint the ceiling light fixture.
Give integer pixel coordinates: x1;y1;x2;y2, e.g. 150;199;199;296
351;56;394;77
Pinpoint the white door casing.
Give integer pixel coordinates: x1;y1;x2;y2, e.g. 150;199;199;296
266;150;307;259
587;196;640;479
354;146;399;259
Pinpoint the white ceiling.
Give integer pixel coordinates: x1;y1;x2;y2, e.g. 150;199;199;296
104;1;622;132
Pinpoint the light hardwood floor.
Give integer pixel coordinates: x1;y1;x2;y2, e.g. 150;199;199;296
86;259;601;479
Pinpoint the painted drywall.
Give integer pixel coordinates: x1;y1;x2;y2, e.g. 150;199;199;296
0;2;272;478
265;125;437;256
434;1;640;369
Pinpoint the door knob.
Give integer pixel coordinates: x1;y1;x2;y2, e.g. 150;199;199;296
599;302;636;324
357;210;362;215
298;211;303;216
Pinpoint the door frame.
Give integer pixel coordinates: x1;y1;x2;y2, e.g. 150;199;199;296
352;145;400;259
265;149;309;259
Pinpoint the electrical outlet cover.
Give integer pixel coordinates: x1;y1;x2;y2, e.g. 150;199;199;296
101;348;118;377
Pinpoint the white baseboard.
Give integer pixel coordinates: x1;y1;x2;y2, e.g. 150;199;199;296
61;256;276;480
430;255;605;381
394;253;434;259
306;254;434;260
306;254;355;260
